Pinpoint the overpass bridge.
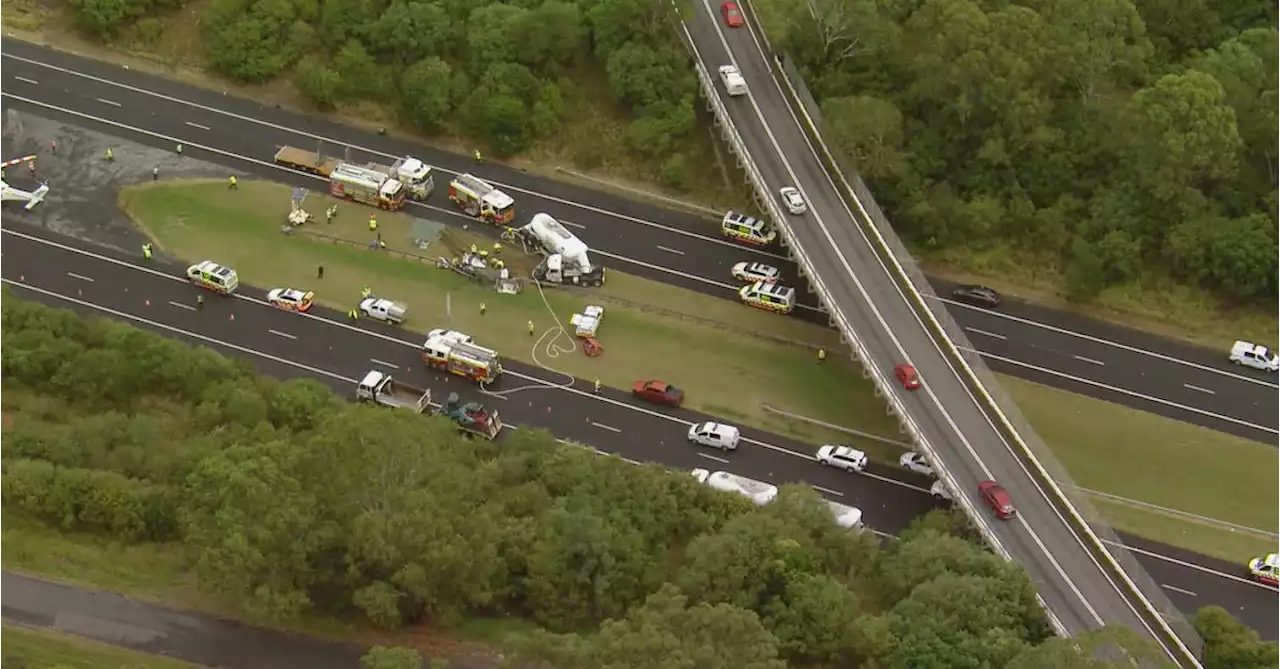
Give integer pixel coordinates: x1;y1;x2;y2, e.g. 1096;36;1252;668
675;0;1202;665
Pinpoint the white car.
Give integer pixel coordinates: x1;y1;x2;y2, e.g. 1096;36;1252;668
816;445;867;472
730;261;780;284
688;422;741;451
718;65;747;96
360;297;407;324
779;187;806;215
692;468;777;505
827;500;864;529
930;480;952;502
1229;340;1278;372
899;452;935;477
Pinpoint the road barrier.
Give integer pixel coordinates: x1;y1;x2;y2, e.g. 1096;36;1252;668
675;0;1203;665
671;13;1040;632
716;1;1202;663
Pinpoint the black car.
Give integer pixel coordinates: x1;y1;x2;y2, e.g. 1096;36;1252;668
951;284;1001;309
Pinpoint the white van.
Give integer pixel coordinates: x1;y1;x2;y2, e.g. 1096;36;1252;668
718;65;747;97
687;421;741;451
692;469;777;505
1229;340;1278;372
826;501;864;529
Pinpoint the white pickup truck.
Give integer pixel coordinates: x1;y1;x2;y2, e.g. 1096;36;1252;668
355;371;430;413
360;297;407;324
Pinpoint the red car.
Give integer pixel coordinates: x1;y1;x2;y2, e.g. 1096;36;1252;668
979;480;1016;519
721;1;745;28
894;363;921;390
632;380;685;408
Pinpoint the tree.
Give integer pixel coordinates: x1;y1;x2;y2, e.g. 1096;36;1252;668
513;2;586;71
466;4;525;75
399;57;454;134
1007;625;1177;668
1195;605;1280;669
1024;0;1153;98
365;1;453;66
821;95;908;180
334;40;384;99
1190;31;1279;186
483;94;532;157
360;645;422;669
874;529;1012;603
509;584;788;669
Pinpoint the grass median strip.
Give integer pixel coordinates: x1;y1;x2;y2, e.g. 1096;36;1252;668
1001;374;1278;558
119;179;895;448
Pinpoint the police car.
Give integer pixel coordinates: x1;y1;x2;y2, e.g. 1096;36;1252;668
1247;554;1278;586
739;282;795;314
721;211;776;246
267;288;315;312
731;262;780;284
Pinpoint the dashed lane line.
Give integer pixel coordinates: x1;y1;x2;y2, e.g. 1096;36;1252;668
67;272;94;282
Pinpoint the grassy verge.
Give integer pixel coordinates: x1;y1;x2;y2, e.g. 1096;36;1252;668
1089;498;1275;566
1;624;208;669
1002;375;1279;539
119;179;895;449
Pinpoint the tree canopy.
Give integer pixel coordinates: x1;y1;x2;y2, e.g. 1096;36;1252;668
65;0;701;184
767;0;1277;307
3;294;1270;667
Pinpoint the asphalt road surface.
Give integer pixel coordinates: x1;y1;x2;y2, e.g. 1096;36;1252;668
3;223;1274;640
1;39;1275;444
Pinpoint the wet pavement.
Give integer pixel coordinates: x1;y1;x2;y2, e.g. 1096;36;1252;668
2;109;236;252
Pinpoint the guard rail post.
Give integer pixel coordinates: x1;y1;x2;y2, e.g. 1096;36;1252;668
727;0;1202;664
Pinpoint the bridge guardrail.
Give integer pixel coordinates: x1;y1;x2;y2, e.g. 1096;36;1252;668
728;2;1201;662
672;17;1068;635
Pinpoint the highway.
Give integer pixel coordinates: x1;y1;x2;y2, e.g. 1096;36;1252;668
0;222;1274;642
683;0;1194;659
1;39;1275;445
3;223;1275;640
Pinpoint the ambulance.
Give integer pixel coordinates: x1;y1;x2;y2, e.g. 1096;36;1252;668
449;173;515;225
721;211;776;245
1247;553;1278;586
186;261;239;295
739;282;795;314
422;334;503;383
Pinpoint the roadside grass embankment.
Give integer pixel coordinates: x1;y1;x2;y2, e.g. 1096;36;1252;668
2;624;210;669
119;179;897;452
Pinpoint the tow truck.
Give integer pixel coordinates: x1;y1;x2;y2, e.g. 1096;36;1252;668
449;173;515;225
274;146;434;203
356;371;431;413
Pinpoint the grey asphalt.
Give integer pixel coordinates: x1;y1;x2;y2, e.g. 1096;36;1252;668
1;39;1275;442
3;222;1275;641
685;0;1183;657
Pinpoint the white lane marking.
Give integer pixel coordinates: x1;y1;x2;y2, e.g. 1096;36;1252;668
167;301;196;311
974;350;1277;435
591;422;622;433
938;298;1279;391
561;220;586;229
3;265;1258;590
964;327;1006;340
1100;538;1278;591
185;121;211;131
2;52;794;262
370;358;399;370
0;93;836;316
1183;384;1215;395
14;76;38;85
811;484;844;497
269;329;297;340
66;272;94;282
1074;355;1105;366
1162;585;1196;597
95;98;121;107
710;3;1116;635
657;245;686;256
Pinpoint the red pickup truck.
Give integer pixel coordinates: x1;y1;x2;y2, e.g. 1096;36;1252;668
631;380;684;408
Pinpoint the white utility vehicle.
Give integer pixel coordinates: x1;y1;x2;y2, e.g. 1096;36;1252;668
360;297;407;324
1229;341;1278;372
692;469;777;505
816;445;867;472
719;65;747;96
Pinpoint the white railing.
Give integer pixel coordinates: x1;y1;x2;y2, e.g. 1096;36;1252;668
714;3;1200;665
675;21;1066;633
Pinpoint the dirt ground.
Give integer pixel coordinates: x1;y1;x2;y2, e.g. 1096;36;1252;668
2;110;239;253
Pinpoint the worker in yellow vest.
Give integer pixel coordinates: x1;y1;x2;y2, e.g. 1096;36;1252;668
817;348;826;363
105;148;113;162
368;214;377;232
228;175;238;190
492;242;502;255
361;287;372;299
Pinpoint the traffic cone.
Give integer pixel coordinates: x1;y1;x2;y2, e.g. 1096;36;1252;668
145;298;150;306
229;313;235;321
